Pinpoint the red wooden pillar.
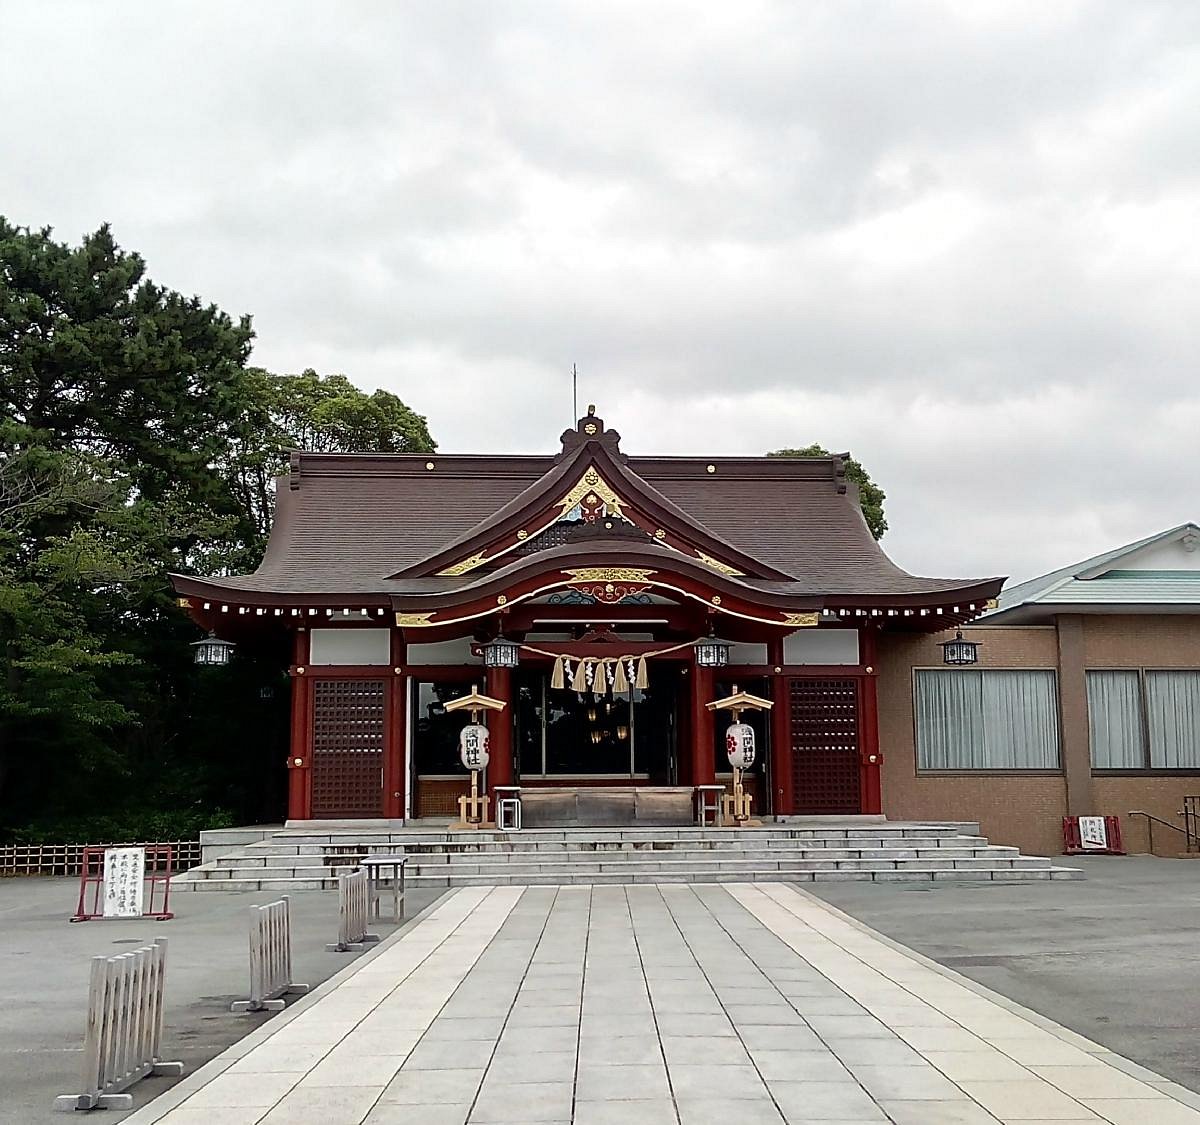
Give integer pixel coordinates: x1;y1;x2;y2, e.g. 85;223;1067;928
485;665;514;811
859;627;883;816
287;628;312;822
676;666;693;784
690;660;716;788
768;637;794;817
385;631;407;820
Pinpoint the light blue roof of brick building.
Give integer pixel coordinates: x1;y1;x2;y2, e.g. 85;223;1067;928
984;523;1200;622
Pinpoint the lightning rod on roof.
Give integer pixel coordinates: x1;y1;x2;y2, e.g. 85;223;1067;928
572;363;578;423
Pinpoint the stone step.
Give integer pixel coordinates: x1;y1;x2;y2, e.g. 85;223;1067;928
177;877;342;892
352;847;1022;868
189;864;359;880
401;866;1079;886
396;859;1050;876
172;865;1083;892
186;819;1075;892
191;854;1054;882
236;835;991;858
419;852;1050;871
266;825;969;845
214;842;1007;868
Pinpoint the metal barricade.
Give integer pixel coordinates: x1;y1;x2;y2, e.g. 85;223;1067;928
326;868;380;952
54;937;183;1111
231;897;309;1012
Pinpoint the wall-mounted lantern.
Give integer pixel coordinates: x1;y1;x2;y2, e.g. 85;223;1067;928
694;632;730;668
191;633;235;666
483;635;520;668
939;629;981;666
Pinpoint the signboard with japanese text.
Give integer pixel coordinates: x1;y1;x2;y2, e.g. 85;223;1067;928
1078;816;1109;850
102;847;146;918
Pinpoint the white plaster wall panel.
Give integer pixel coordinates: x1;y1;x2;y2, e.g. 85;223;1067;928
1119;535;1200;571
406;638;481;665
309;628;391;665
782;629;859;665
726;642;768;664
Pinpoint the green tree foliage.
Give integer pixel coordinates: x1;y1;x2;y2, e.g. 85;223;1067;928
224;368;436;546
767;445;888;540
0;219;435;836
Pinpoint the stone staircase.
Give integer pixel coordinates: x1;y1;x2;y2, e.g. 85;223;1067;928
175;822;1083;891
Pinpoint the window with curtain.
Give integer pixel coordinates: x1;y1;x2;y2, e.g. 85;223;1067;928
915;669;1061;770
1086;671;1146;768
1145;671;1200;769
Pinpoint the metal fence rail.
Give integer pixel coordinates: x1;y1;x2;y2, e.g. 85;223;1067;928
1;840;201;878
231;897;309;1013
54;937;183;1111
326;868;380;952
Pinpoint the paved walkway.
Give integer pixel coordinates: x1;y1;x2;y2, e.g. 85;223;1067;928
124;883;1200;1125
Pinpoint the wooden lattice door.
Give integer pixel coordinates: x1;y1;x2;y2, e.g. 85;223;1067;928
788;678;861;814
311;679;386;818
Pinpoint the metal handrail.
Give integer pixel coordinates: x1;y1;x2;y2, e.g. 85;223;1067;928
1128;809;1188;856
1183;796;1200;852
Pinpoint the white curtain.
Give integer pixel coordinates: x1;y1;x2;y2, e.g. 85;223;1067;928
915;670;985;769
1086;671;1146;768
915;670;1060;770
983;671;1060;769
1145;671;1200;769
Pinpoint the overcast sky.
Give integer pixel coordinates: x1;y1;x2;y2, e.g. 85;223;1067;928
4;1;1198;584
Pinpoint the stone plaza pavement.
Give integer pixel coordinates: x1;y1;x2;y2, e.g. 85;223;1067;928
122;882;1200;1125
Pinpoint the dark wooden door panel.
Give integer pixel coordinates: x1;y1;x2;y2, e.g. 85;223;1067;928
311;679;385;818
789;678;861;815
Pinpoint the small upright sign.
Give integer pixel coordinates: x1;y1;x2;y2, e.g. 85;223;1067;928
1077;816;1108;851
102;848;146;918
1062;814;1125;856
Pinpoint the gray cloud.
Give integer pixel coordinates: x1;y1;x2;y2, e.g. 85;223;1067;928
3;0;1198;583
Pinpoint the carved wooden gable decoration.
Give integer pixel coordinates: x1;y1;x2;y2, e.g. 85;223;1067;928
394;408;788;585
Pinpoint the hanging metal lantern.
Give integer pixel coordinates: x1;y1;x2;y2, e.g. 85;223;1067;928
694;633;730;668
458;723;491;770
483;635;520;668
726;721;756;769
939;629;981;666
192;633;235;666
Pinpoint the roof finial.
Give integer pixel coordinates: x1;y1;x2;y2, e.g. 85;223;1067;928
587;403;596;416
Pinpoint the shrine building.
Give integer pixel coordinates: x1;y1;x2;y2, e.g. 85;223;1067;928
172;408;1007;830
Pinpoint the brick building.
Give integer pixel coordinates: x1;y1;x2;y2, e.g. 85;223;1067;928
884;524;1200;854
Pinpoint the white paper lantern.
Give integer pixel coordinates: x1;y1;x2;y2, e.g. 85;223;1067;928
459;723;491;771
725;722;756;769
